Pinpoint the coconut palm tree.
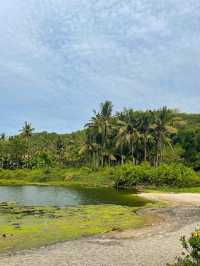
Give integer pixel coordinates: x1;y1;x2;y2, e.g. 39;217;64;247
115;119;140;164
151;107;176;166
115;127;127;165
0;133;6;141
56;137;65;166
20;122;35;139
85;101;114;166
20;122;35;167
85;114;103;166
139;112;153;161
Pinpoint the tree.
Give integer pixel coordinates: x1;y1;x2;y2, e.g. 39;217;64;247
138;112;153;161
151;107;176;166
20;122;35;167
56;137;65;166
20;122;35;139
85;101;114;166
0;133;6;141
115;119;139;165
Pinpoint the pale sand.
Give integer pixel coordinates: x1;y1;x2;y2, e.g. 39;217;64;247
140;192;200;204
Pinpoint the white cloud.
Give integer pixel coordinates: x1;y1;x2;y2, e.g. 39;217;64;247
0;0;200;134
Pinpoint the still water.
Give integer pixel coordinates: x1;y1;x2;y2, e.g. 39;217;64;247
0;186;148;207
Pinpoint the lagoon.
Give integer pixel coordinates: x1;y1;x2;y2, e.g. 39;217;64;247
0;185;147;207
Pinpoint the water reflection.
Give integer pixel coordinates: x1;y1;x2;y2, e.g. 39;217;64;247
0;186;148;207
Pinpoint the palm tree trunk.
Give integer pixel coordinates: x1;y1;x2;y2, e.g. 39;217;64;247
155;136;161;166
121;146;124;165
101;150;104;167
144;137;147;161
131;143;135;165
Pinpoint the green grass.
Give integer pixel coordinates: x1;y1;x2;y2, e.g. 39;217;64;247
0;164;199;190
0;202;148;253
1;167;200;193
0;167;115;187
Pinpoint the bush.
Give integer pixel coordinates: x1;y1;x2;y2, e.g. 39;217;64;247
114;163;200;188
168;229;200;266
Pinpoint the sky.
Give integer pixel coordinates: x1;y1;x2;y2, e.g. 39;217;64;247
0;0;200;134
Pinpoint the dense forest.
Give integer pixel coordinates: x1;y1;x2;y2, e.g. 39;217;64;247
0;101;200;171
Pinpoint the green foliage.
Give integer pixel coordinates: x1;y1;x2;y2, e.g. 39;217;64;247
177;127;200;170
0;167;115;187
0;102;200;175
84;103;179;168
168;229;200;266
114;163;200;188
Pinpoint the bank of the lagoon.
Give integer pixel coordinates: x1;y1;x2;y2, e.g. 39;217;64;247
0;165;199;254
0;168;114;187
0;184;158;253
0;163;199;189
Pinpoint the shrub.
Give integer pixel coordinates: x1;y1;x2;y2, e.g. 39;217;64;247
168;229;200;266
114;163;200;188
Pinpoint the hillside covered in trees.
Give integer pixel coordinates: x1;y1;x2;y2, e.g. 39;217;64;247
0;101;200;171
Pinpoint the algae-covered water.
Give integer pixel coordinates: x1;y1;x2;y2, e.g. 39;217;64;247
0;186;153;253
0;186;147;207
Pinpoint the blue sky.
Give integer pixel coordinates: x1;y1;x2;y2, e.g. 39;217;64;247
0;0;200;134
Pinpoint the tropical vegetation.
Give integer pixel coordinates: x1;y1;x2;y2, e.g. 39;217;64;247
0;101;200;187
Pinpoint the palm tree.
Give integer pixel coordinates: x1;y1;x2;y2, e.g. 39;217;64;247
20;122;35;167
85;101;114;166
129;128;140;164
115;119;139;164
20;122;35;139
79;138;100;168
115;126;128;165
56;137;65;166
99;101;113;155
85;114;103;166
0;133;6;141
151;107;176;166
139;112;153;161
100;101;113;118
114;120;130;164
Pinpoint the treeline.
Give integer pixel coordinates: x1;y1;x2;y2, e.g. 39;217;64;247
0;101;200;170
0;123;84;169
82;101;200;170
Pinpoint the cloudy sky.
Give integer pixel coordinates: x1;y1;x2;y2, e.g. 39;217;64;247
1;0;200;134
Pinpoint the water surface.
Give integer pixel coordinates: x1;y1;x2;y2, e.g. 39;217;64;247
0;186;148;207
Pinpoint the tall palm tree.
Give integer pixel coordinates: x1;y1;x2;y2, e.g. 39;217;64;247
115;119;139;164
151;107;176;166
139;112;153;161
0;133;6;141
85;114;103;166
79;141;95;166
85;101;114;166
20;122;35;167
56;137;65;166
100;101;113;118
115;127;128;165
99;101;113;154
20;122;35;139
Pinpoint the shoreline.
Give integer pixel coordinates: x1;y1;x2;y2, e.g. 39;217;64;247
1;187;200;265
1;203;200;265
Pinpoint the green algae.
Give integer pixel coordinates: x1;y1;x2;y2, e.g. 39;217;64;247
0;202;145;253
